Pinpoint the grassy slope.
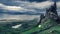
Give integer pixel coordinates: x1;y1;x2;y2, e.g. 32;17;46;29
38;25;60;34
20;19;59;34
21;26;41;34
38;19;60;34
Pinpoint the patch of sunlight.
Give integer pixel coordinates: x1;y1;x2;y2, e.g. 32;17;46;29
38;25;41;28
12;24;22;29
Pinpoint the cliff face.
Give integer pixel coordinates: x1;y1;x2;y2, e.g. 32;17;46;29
40;2;60;30
45;2;58;20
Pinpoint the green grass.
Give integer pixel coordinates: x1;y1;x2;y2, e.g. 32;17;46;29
21;19;60;34
1;18;60;34
21;26;41;34
20;20;52;34
38;25;60;34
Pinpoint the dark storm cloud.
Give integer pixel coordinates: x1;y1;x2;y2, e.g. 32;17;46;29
0;0;47;6
0;0;60;20
52;0;60;2
20;0;60;2
0;1;54;15
21;0;47;2
0;0;60;15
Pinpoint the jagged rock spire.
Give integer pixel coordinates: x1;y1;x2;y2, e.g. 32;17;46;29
49;1;58;15
36;14;44;26
45;1;58;20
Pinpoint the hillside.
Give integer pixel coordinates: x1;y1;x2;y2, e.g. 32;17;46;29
0;1;60;34
20;1;60;34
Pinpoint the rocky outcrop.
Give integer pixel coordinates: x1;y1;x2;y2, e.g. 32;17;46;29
39;1;60;31
45;2;58;21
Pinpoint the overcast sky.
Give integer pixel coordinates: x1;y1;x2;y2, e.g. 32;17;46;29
0;0;60;20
